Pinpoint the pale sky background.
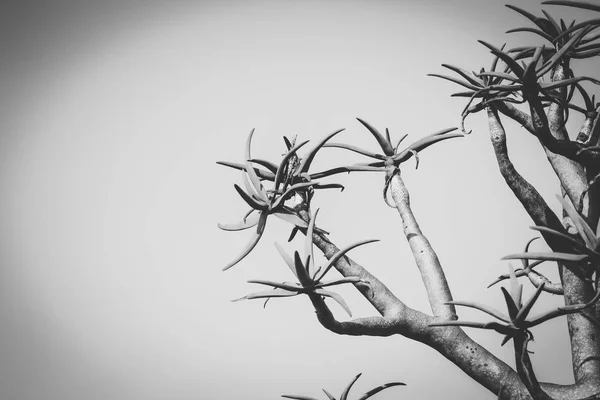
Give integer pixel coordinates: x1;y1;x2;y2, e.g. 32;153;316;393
0;1;598;399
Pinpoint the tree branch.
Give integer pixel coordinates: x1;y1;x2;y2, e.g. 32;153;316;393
387;169;457;320
487;106;566;248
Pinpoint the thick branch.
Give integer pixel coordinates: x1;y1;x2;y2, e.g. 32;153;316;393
559;261;600;384
308;294;402;336
487;106;566;248
388;169;456;320
514;334;554;400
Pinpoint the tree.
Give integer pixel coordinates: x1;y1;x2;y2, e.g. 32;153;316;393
218;1;600;399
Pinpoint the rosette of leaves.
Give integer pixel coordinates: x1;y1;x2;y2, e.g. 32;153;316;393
428;47;525;134
431;36;600;136
218;128;347;200
233;209;378;316
506;2;600;62
281;373;405;400
430;265;580;346
488;238;563;295
323;118;461;205
218;129;346;270
503;194;600;273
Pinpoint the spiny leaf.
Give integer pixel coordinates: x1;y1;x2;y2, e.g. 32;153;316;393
356;118;395;156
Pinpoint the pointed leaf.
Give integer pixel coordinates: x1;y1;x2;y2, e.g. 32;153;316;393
218;212;261;231
556;194;598;249
507;27;554;43
508;264;523;309
247;279;304;292
314;288;353;316
316;276;365;289
515;283;546;325
442;64;485;87
322;389;337;400
234;184;268;210
249;158;279;174
446;301;510;323
357;382;406;400
479;40;525;78
316;239;379;282
529;225;590;252
501;287;519;320
245;128;255;161
427;74;482;91
245;161;269;202
542;0;600;12
356;118;395;156
281;395;321;400
273;210;308;228
322;143;385;160
222;229;264;271
502;252;588;262
233;288;299;302
217;161;276;180
294;251;312;286
340;373;362;400
540;76;600;91
298;128;346;173
538;26;593;76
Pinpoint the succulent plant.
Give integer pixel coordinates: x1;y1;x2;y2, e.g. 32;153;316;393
218;129;348;270
233;209;377;316
430;265;589;345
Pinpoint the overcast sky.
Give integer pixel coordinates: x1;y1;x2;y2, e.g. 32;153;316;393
0;1;598;399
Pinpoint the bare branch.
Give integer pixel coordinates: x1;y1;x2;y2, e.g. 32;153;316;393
487;106;567;248
387;169;457;320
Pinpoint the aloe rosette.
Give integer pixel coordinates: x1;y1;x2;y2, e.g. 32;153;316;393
217;128;347;270
323;118;461;205
503;194;600;272
233;209;378;316
430;265;590;345
281;373;405;400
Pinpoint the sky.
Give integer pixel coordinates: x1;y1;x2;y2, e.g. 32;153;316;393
0;1;598;399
